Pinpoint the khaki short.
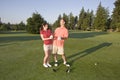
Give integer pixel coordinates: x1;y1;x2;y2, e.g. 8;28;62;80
43;44;52;51
52;46;64;55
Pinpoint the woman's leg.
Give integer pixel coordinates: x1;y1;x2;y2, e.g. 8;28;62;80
43;50;49;64
46;49;52;67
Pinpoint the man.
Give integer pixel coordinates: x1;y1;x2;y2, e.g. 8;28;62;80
52;18;70;67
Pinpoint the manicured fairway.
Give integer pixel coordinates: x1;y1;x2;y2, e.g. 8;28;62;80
0;31;120;80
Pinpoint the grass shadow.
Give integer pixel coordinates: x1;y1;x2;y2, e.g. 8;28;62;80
51;43;112;72
0;31;40;44
0;42;17;46
0;31;27;34
0;36;40;43
67;42;112;66
69;32;108;39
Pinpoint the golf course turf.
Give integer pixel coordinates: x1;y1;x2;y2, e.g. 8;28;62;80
0;31;120;80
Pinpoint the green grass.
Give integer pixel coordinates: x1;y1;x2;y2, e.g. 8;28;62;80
0;31;120;80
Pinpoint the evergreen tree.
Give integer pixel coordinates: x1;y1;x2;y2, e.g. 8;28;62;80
111;0;120;31
0;18;2;31
106;18;112;30
63;13;69;29
78;8;94;30
81;12;88;30
78;7;85;30
74;16;78;29
93;2;109;31
52;14;61;29
0;24;9;31
69;12;75;30
18;21;26;30
89;10;94;29
82;9;92;30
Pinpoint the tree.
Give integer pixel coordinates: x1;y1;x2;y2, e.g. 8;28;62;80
111;0;120;31
0;18;2;31
12;24;18;31
89;10;94;29
93;2;109;31
0;24;9;31
26;12;45;34
81;12;88;30
18;21;26;30
68;12;75;30
82;9;93;30
63;13;69;29
74;16;78;29
52;14;62;29
78;8;94;30
106;18;112;30
78;7;85;30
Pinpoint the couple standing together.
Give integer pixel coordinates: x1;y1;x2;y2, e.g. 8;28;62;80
40;18;70;68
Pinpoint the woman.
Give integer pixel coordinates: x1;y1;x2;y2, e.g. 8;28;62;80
40;22;53;68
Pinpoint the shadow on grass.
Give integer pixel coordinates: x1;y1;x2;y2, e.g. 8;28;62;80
69;32;108;39
0;31;27;34
50;42;112;73
67;42;112;66
0;31;40;46
51;43;112;72
0;36;40;44
0;42;17;46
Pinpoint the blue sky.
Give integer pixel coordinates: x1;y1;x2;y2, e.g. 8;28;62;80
0;0;115;24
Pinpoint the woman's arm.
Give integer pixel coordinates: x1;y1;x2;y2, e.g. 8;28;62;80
40;34;51;41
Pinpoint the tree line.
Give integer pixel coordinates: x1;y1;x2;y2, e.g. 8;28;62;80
0;21;26;31
0;0;120;33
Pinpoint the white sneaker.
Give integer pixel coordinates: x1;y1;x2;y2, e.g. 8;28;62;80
43;64;48;68
63;62;70;67
65;64;70;67
47;63;52;67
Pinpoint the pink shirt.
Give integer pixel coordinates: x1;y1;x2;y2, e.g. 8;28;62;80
40;29;53;45
53;27;68;47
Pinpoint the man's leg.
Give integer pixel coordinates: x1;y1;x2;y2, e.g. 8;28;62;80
54;54;58;62
61;54;67;64
52;46;58;66
61;54;70;66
